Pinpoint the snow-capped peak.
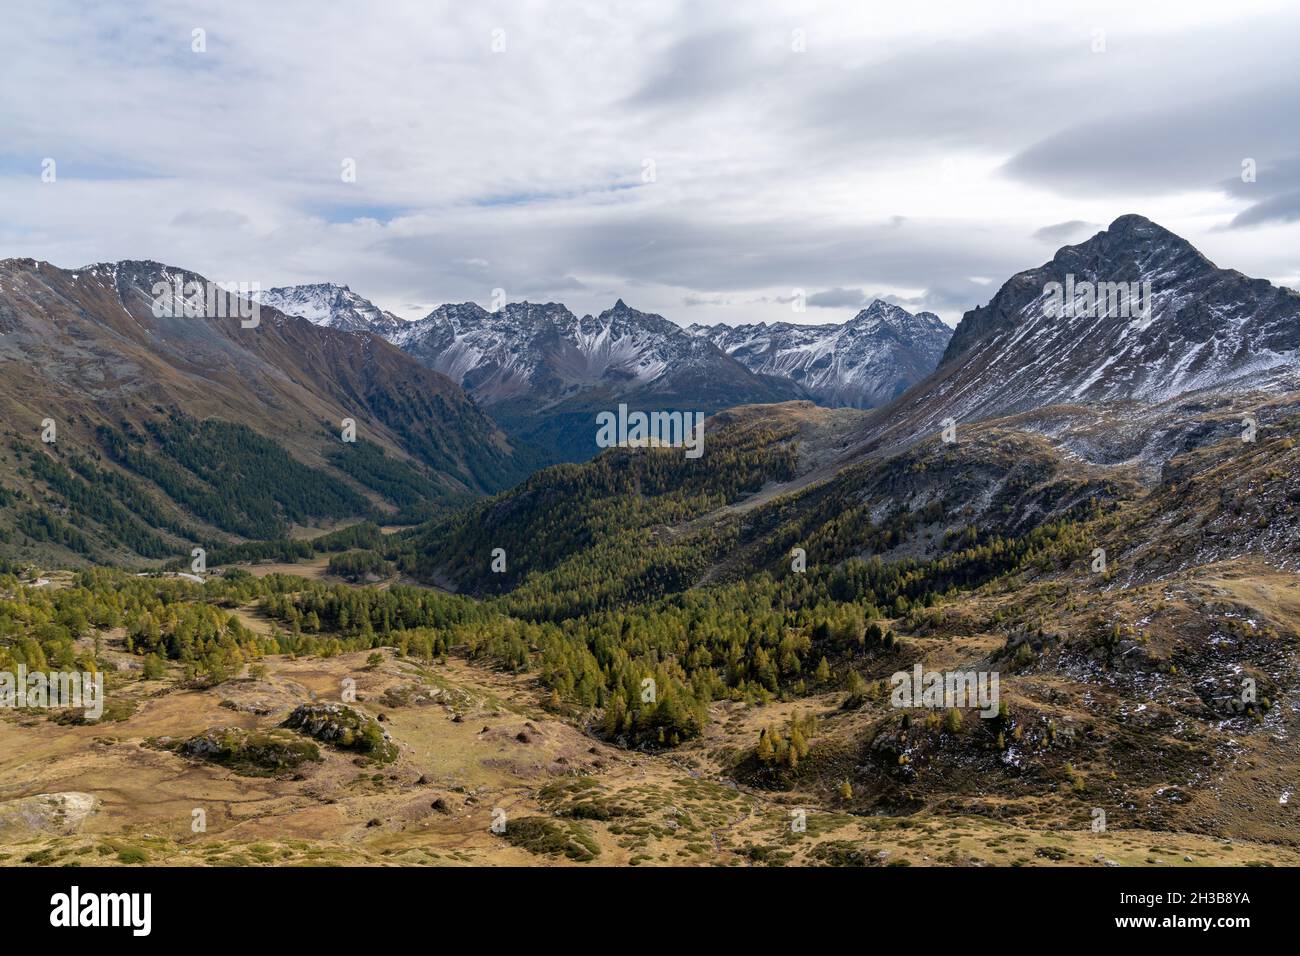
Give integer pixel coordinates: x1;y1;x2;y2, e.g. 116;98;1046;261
252;283;406;335
388;299;735;405
691;300;953;408
889;214;1300;441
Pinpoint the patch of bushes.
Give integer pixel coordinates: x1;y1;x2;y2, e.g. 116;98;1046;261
280;703;398;763
499;816;600;862
327;550;394;583
168;727;322;777
809;841;878;867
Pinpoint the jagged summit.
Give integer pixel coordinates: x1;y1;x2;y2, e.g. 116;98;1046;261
252;282;406;335
941;215;1218;364
860;215;1300;450
389;298;788;410
692;299;952;409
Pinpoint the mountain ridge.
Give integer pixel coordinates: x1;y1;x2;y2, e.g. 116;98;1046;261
849;214;1300;457
0;256;537;563
691;299;953;409
252;282;406;336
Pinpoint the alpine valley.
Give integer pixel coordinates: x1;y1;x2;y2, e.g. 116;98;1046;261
3;216;1299;869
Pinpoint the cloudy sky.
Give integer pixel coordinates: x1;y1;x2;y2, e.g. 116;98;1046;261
3;0;1299;326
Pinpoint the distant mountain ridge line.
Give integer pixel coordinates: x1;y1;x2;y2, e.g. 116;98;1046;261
0;256;540;564
245;284;954;415
3;213;1300;567
7;212;1297;467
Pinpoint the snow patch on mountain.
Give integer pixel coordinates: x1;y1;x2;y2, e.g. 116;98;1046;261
252;283;405;335
690;300;952;408
926;216;1300;431
389;298;750;406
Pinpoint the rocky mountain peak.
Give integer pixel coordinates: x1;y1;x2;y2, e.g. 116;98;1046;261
253;282;406;335
876;216;1300;449
693;302;952;409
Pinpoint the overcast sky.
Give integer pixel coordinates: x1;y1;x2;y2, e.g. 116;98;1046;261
3;0;1299;326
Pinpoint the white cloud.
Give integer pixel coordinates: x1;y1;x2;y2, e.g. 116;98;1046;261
1;0;1297;326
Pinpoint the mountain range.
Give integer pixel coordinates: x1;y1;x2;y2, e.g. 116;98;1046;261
5;214;1300;869
384;298;804;459
690;300;952;408
255;287;955;456
0;258;538;565
411;214;1300;597
263;287;953;414
3;214;1297;570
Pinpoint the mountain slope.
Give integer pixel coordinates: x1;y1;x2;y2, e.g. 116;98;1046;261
391;386;1300;840
691;300;952;409
861;215;1300;450
389;298;802;406
0;258;535;564
386;298;804;460
400;216;1300;617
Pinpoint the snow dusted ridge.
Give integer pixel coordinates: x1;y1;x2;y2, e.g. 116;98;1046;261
389;298;757;406
252;283;405;335
255;214;1300;430
904;214;1300;438
690;300;953;409
254;281;943;410
247;285;801;414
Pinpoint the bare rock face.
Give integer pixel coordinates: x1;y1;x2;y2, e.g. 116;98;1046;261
692;300;953;409
252;282;406;336
0;792;99;837
879;215;1300;444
